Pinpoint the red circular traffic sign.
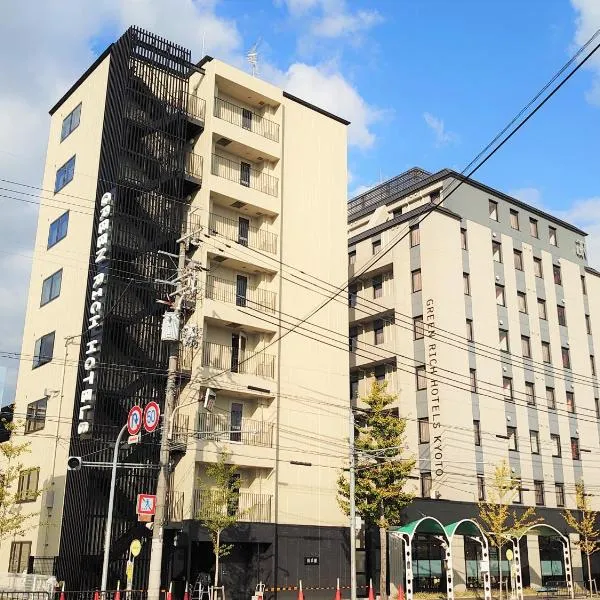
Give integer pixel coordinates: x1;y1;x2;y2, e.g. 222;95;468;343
143;401;160;433
127;406;143;436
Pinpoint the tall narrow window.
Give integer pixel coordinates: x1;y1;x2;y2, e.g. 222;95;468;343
477;475;486;501
470;369;477;393
562;347;571;369
503;377;514;402
54;155;76;192
348;250;356;265
16;468;39;503
553;264;562;286
596;398;600;419
61;103;82;141
466;319;474;342
538;299;547;320
525;382;535;405
33;332;55;369
507;426;518;451
533;257;543;278
546;387;556;409
348;284;357;308
412;269;422;293
555;484;565;507
489;200;499;221
566;391;575;414
40;269;63;306
416;366;427;391
591;355;597;377
496;284;506;306
350;374;359;400
499;329;509;353
582;275;587;295
421;472;432;498
549;226;558;246
25;398;47;434
410;225;420;247
510;209;520;230
514;480;523;504
530;430;540;454
542;341;552;364
517;292;528;314
463;272;471;295
373;275;383;299
522;336;531;358
418;418;430;444
551;434;561;457
530;218;539;238
534;480;545;506
349;327;358;352
414;316;424;340
492;241;503;263
372;239;381;255
514;249;523;271
374;320;384;345
461;228;468;250
473;420;481;446
586;315;592;335
557;305;567;326
9;542;31;574
571;437;580;460
48;211;69;248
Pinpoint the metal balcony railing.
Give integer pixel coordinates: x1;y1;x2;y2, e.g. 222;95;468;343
197;412;274;447
179;345;195;372
214;97;279;142
211;154;278;197
208;212;278;254
202;341;275;379
193;489;273;523
184;152;203;181
166;490;184;522
206;274;276;315
185;93;206;122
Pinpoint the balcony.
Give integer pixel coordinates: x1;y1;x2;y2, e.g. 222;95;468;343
202;341;275;379
184;152;203;184
193;489;273;523
197;412;274;447
214;97;279;142
185;93;206;123
179;344;197;374
166;490;184;522
206;274;276;315
209;212;277;254
211;154;278;198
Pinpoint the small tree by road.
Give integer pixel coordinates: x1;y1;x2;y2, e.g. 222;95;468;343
478;460;540;599
338;380;416;600
563;481;600;597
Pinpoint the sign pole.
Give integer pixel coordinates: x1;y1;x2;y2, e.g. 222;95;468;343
101;424;128;592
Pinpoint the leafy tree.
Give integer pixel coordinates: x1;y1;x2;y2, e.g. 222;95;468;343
0;420;41;553
338;380;416;600
563;481;600;597
196;449;241;592
478;460;540;599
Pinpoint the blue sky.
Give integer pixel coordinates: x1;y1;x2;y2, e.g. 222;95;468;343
0;0;599;404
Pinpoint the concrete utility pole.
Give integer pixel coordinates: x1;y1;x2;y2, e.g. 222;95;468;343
349;409;357;600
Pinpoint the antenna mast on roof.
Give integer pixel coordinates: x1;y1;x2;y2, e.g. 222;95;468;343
246;38;261;77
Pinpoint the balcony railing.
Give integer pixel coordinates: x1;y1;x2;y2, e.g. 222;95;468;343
209;212;278;254
166;490;184;522
193;489;272;523
214;97;279;142
185;152;203;181
211;154;278;197
179;345;195;373
206;274;276;315
202;341;275;379
197;412;274;447
185;93;206;122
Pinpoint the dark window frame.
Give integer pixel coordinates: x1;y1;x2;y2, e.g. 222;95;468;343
40;269;63;306
9;541;31;573
25;398;47;434
60;103;82;141
47;211;69;249
54;155;76;193
418;418;430;444
32;331;55;369
534;480;545;506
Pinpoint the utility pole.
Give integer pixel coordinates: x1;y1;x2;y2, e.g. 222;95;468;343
349;408;357;600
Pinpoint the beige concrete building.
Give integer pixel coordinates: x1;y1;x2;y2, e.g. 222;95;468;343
2;27;350;596
348;168;600;592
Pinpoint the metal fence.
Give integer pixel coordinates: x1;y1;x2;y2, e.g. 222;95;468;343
202;341;275;379
197;411;274;447
205;274;276;314
208;212;278;254
192;489;272;523
184;152;203;181
213;96;279;142
211;154;278;197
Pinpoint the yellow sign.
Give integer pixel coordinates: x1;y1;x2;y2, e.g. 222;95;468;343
130;539;142;557
506;549;514;561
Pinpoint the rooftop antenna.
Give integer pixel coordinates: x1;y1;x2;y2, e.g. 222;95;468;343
201;31;206;57
246;38;261;77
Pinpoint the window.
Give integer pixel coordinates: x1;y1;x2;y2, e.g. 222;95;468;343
32;332;55;369
9;541;31;573
591;355;597;377
373;275;383;299
463;272;471;295
414;316;424;340
533;257;543;278
566;391;575;414
348;285;357;307
562;347;571;369
431;190;440;203
421;472;432;498
530;218;539;238
16;468;39;503
461;228;468;250
503;377;514;402
546;387;556;409
412;269;422;293
372;239;381;255
553;264;562;286
538;298;547;320
522;336;532;358
392;207;402;218
40;269;62;306
557;304;567;327
492;241;503;263
525;382;535;405
61;103;81;141
489;200;498;221
514;480;523;504
473;420;481;446
47;211;69;248
507;426;518;451
54;155;76;193
534;480;545;506
416;366;427;391
466;319;474;342
374;320;384;345
496;284;506;306
349;327;358;352
418;418;430;444
510;209;520;230
374;365;386;384
470;369;477;393
530;430;540;454
518;292;528;314
542;341;551;364
586;315;592;335
555;484;565;508
551;434;561;457
596;398;600;419
514;249;523;271
582;275;587;295
499;329;509;352
571;437;580;460
348;250;356;265
410;225;420;247
477;475;486;501
25;398;47;434
350;375;359;400
549;226;558;246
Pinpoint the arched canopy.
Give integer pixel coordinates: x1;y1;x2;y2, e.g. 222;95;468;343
444;519;487;542
515;523;568;542
390;516;448;542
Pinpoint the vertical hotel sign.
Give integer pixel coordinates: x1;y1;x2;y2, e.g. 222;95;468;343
78;190;115;437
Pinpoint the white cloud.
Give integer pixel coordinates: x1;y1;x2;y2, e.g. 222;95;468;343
423;112;458;147
571;0;600;105
510;187;543;208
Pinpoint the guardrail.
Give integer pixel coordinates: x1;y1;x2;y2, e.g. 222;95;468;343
214;97;279;142
211;154;278;197
206;274;276;315
197;412;274;447
202;341;275;378
193;489;272;523
208;212;277;254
